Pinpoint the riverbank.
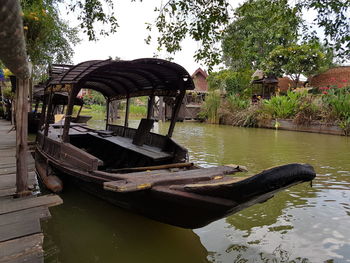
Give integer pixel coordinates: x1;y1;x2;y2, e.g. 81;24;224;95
256;119;345;136
199;89;350;136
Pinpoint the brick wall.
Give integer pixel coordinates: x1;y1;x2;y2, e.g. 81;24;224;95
309;66;350;88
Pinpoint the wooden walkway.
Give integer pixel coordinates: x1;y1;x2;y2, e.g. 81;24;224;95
0;119;62;263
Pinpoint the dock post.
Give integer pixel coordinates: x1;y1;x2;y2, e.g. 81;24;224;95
15;78;29;195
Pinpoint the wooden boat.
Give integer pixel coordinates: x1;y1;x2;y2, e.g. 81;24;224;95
35;58;316;229
29;86;91;133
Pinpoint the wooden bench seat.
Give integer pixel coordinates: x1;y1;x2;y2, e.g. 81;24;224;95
88;132;172;161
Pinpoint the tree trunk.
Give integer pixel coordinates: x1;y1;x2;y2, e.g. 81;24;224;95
109;100;118;123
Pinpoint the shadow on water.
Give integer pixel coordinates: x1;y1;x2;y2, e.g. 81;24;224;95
42;184;209;263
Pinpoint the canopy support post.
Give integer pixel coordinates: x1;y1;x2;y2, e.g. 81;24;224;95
62;86;76;143
158;96;165;122
39;94;48;129
124;96;130;128
44;89;54;137
15;78;29;195
147;95;155;119
167;88;185;137
106;98;110;130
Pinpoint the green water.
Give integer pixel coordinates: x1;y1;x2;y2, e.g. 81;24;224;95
43;121;350;263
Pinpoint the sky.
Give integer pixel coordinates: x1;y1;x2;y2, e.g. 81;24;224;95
62;1;242;75
62;0;326;76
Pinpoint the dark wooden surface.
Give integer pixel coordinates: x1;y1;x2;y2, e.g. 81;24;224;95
0;119;62;262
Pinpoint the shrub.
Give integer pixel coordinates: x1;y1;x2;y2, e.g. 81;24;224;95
263;90;307;119
322;86;350;120
199;91;221;123
226;94;249;111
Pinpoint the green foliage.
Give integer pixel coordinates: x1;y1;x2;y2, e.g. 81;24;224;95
263;42;329;86
2;87;14;100
129;104;147;116
67;0;118;41
21;0;80;67
145;0;231;71
82;90;106;105
226;94;249;110
222;0;301;70
322;87;350;120
263;90;307;118
207;69;252;95
199;91;221;123
301;0;350;60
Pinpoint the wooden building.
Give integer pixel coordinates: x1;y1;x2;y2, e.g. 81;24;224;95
163;68;209;121
251;70;278;99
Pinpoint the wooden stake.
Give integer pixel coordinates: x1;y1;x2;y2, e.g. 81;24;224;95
15;78;29;195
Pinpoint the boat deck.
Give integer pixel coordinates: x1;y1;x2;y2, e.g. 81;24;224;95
49;124;173;161
0;119;62;262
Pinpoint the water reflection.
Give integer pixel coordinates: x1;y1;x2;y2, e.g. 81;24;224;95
43;184;208;263
43;120;350;262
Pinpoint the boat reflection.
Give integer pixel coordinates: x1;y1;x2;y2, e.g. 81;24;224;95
42;184;209;263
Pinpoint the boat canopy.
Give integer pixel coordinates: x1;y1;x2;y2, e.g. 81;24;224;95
48;58;195;100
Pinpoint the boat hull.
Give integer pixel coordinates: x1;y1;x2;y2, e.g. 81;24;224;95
35;146;315;229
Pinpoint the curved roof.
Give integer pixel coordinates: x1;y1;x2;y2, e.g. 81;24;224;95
49;58;195;99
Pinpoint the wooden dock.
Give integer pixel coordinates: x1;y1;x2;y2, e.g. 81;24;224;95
0;119;62;262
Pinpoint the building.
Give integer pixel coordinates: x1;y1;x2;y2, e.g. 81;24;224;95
192;68;208;92
308;66;350;88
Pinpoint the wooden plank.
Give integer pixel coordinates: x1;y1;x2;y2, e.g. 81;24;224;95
104;166;244;192
0;206;51;226
0;218;41;242
4;252;44;263
0;233;43;263
0;172;36;190
0;195;62;215
0;188;16;198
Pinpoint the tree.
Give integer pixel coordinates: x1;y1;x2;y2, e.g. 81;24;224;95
16;0;350;71
20;0;80;80
207;69;253;95
221;0;301;71
300;0;350;60
263;43;329;87
146;0;231;70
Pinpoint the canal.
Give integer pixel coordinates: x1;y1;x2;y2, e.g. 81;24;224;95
42;121;350;262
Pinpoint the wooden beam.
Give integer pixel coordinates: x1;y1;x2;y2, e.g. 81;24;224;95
167;89;185;137
106;98;110;129
158;96;165;122
147;95;155;119
15;78;29;195
62;86;77;142
43;89;53;138
124;96;130;128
